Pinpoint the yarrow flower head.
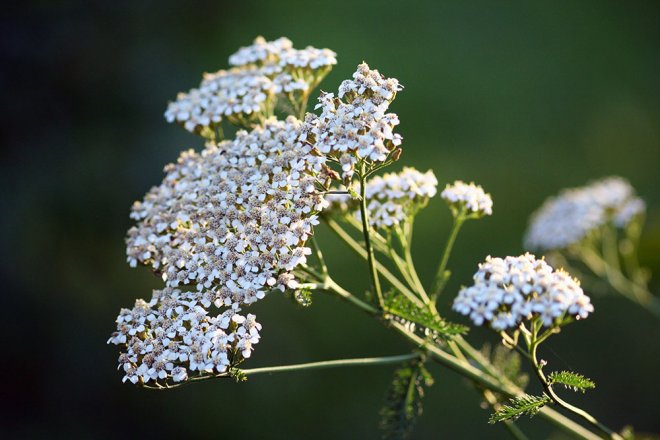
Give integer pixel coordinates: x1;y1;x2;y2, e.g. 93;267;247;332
126;117;328;309
524;176;645;251
166;36;337;136
354;168;438;229
441;180;493;218
452;253;593;331
302;63;403;182
108;287;262;386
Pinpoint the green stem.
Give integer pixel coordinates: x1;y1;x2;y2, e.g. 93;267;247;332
323;226;601;439
243;353;419;376
601;226;621;273
310;235;329;277
431;215;466;300
298;91;310;120
526;324;622;440
323;277;378;315
448;340;527;440
143;353;419;390
358;164;385;308
324;217;425;309
398;222;431;303
577;247;660;318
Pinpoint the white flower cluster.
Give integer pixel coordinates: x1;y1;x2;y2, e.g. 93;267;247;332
126;117;328;309
355;168;438;228
302;63;403;180
229;36;337;71
166;37;336;134
108;288;261;385
441;180;493;217
165;67;275;133
453;253;594;330
524;176;645;251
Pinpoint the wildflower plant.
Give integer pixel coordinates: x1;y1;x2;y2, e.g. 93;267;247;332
109;36;654;439
525;177;658;318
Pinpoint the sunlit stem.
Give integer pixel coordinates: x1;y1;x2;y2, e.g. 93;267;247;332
577;246;660;318
324;217;425;308
144;353;419;391
322;274;601;439
431;212;466;300
447;340;528;440
358;162;385;308
310;235;329;277
396;221;431;303
524;319;623;440
324;211;609;439
601;226;621;272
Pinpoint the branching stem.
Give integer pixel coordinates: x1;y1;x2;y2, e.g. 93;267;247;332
524;321;623;440
431;214;466;300
358;163;385;308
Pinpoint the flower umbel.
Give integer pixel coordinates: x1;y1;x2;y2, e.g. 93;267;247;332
452;253;593;330
356;167;438;229
441;180;493;218
166;36;337;136
524;176;644;251
302;63;403;182
126;117;327;308
108;288;262;386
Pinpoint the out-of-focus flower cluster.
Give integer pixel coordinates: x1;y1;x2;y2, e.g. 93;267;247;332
126;117;328;307
524;176;646;251
108;288;261;385
453;253;593;330
357;168;438;228
441;180;493;217
165;36;337;135
302;63;403;181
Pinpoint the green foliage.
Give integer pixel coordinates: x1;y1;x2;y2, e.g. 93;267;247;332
489;394;551;424
548;371;595;393
380;359;434;440
384;291;468;340
294;288;313;307
482;343;529;390
228;367;248;382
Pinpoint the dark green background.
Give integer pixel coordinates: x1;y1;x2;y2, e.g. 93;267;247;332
2;1;659;438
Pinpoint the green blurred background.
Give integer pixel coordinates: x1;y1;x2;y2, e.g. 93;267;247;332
2;1;659;438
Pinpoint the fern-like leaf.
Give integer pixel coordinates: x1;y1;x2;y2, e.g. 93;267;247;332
548;371;595;393
482;343;529;391
384;291;468;340
380;359;434;440
489;394;551;423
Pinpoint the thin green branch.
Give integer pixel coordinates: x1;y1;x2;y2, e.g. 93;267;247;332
577;247;660;318
143;353;419;390
358;164;385;308
323;279;600;440
431;215;466;300
397;222;431;303
324;217;425;309
525;322;622;440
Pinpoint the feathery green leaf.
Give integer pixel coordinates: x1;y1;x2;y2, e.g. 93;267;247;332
482;343;529;391
380;359;433;440
489;394;551;424
548;371;595;393
384;291;468;340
